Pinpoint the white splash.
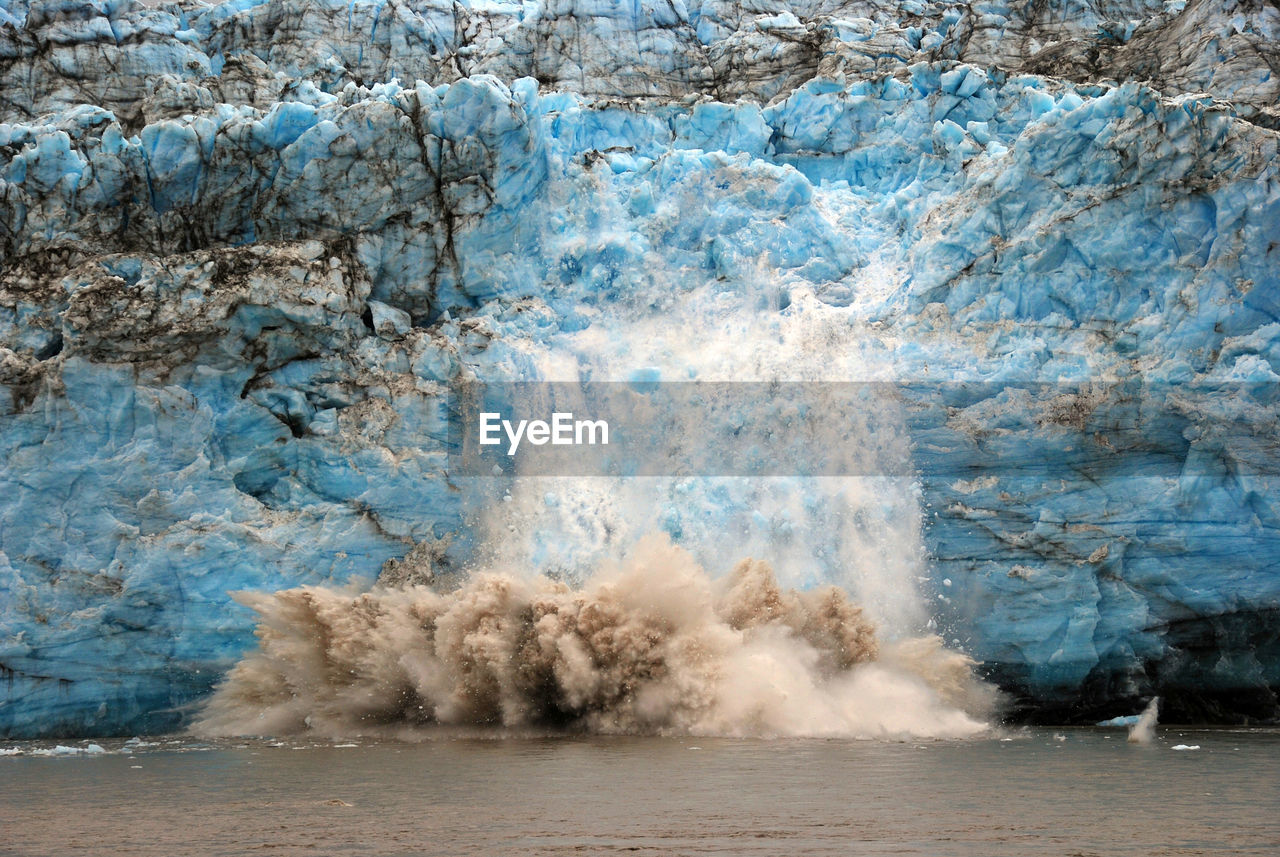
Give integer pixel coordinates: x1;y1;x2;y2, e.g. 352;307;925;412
200;220;993;740
467;269;933;639
1128;697;1160;744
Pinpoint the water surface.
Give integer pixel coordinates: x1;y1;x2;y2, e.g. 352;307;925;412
3;728;1277;856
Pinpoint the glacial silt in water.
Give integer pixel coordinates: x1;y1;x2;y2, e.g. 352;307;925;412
1;730;1277;856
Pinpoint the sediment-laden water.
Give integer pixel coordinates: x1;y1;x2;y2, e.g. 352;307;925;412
3;729;1276;856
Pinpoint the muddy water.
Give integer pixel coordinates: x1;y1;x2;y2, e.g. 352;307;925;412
3;728;1278;856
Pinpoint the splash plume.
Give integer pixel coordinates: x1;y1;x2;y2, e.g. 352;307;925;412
1128;697;1160;744
194;535;993;739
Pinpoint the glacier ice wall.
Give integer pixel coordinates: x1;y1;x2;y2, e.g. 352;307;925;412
2;0;1279;735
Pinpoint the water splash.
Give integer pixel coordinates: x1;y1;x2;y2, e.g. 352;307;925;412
1128;697;1160;744
461;274;936;638
194;535;993;739
198;214;990;740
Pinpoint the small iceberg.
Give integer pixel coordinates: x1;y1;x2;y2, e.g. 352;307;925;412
29;743;107;756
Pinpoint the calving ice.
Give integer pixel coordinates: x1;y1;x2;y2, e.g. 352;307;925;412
0;0;1278;744
479;411;610;455
3;0;1280;852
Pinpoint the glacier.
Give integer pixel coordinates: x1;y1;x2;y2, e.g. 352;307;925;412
2;0;1279;736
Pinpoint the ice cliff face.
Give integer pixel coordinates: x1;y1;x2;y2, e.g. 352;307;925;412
2;0;1279;736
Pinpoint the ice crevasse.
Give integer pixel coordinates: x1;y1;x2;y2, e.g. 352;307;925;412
1;0;1279;736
